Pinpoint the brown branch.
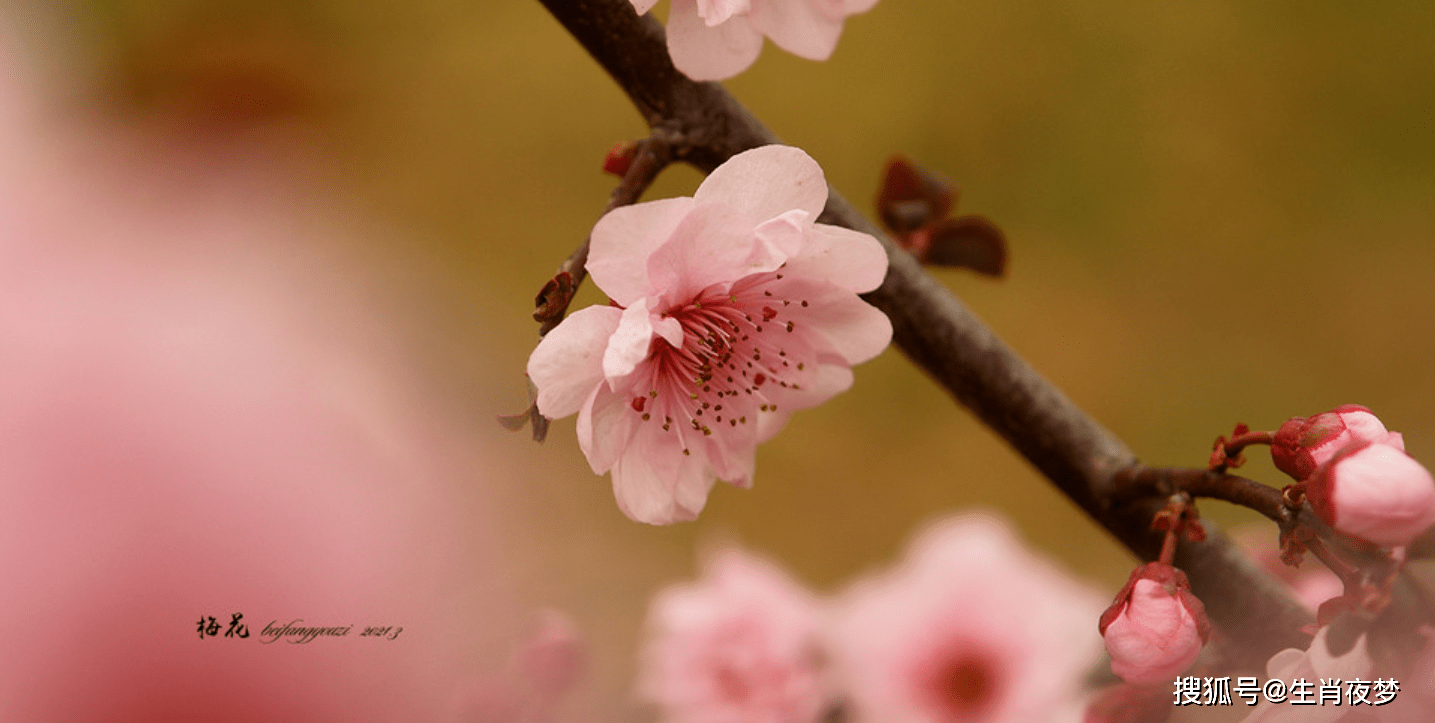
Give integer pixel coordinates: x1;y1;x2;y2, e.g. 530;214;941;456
536;0;1313;665
535;134;674;336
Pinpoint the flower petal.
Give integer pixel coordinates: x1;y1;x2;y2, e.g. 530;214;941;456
667;0;765;82
611;427;716;524
603;300;659;383
694;145;828;231
589;197;696;307
631;0;661;14
844;0;880;13
527;305;623;419
784;222;889;293
646;201;761;304
777;277;892;364
747;0;845;61
747;209;811;271
577;383;642;474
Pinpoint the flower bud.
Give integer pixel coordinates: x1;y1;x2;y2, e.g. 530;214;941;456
1306;441;1435;547
1099;563;1211;684
1271;404;1401;481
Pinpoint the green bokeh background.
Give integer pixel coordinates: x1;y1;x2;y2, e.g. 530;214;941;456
36;0;1435;717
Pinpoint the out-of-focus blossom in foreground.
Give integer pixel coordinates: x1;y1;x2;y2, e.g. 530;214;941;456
1238;629;1375;723
448;610;589;723
630;0;881;81
528;145;891;525
1099;563;1210;684
0;36;516;722
1306;441;1435;548
831;513;1104;723
1271;405;1402;482
637;547;829;723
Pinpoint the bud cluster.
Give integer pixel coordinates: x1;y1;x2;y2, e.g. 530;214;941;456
1273;405;1435;548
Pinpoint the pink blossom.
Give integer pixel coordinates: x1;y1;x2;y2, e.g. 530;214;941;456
1305;441;1435;547
0;39;515;721
1098;563;1210;684
830;513;1104;723
1272;405;1403;481
630;0;882;81
636;547;829;723
528;145;891;525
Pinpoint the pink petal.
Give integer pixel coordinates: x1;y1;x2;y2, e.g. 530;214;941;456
646;200;763;305
631;0;661;13
755;407;792;443
844;0;880;13
694;145;829;231
699;406;759;486
577;383;642;474
603;300;660;383
527;305;623;419
748;208;811;270
696;0;752;25
747;0;845;61
756;354;855;412
774;277;892;363
589;197;696;307
784;222;889;293
611;427;715;524
667;0;765;82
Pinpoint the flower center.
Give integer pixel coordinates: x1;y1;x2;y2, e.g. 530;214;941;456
931;652;999;718
627;270;812;455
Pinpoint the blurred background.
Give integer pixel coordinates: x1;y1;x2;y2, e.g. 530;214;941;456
2;0;1433;720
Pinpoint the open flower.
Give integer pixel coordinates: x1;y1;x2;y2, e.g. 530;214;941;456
1272;405;1403;481
637;547;829;723
1099;563;1211;684
631;0;881;81
528;145;890;524
830;513;1104;723
1306;441;1435;548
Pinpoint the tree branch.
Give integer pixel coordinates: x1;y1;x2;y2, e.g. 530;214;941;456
536;0;1313;665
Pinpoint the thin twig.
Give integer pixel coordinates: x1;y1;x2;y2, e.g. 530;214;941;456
536;135;674;336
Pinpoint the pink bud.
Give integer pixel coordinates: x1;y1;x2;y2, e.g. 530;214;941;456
1306;441;1435;547
1271;404;1399;481
1099;563;1211;684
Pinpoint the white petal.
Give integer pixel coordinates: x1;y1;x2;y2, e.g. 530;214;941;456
611;429;715;524
784;223;888;293
527;305;623;419
589;197;696;307
695;145;828;230
747;0;844;60
603;300;658;383
577;383;642;474
668;0;765;82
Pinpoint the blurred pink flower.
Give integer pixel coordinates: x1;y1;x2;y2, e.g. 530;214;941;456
1238;628;1375;723
0;38;516;722
830;513;1104;723
1099;563;1210;684
528;145;890;524
448;610;589;723
630;0;881;80
1272;404;1402;481
1306;441;1435;548
637;547;829;723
